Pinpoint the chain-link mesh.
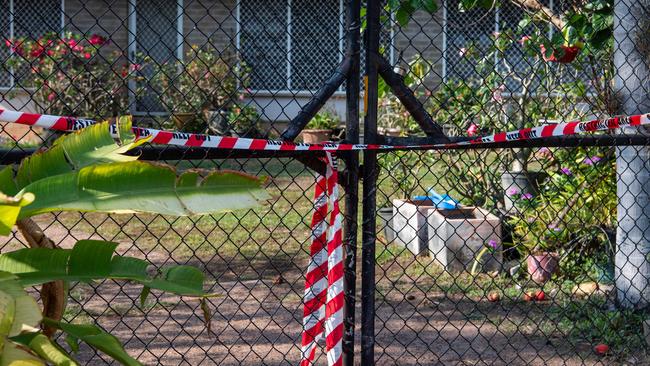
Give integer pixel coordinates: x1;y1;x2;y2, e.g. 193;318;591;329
0;0;648;365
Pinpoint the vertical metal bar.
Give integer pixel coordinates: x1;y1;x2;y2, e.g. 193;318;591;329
361;1;381;365
127;0;137;114
342;1;361;365
286;0;292;90
176;0;184;61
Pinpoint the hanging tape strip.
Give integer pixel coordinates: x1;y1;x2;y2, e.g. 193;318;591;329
0;108;647;151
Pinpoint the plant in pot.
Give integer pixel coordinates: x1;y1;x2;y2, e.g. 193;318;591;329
150;45;239;133
227;103;262;138
301;110;340;144
510;147;616;284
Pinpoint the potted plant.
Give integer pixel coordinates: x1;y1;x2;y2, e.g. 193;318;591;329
301;110;340;143
150;44;240;133
227;104;261;138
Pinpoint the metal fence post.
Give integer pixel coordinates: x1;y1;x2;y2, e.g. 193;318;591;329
343;0;361;365
361;0;381;365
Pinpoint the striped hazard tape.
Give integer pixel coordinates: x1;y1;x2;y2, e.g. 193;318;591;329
1;108;648;151
1;107;648;365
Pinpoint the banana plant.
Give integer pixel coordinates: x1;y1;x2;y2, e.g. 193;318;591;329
0;117;270;365
0;240;212;366
0;116;270;233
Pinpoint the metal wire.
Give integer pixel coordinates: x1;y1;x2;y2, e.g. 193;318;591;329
0;0;648;365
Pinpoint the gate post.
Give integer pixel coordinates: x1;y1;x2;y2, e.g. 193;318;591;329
361;1;381;365
343;0;361;365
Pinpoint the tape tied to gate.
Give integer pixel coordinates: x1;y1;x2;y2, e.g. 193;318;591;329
0;108;648;151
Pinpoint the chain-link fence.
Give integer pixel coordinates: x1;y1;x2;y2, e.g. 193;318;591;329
0;0;649;365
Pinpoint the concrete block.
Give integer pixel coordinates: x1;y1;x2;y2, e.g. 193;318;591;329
427;207;502;272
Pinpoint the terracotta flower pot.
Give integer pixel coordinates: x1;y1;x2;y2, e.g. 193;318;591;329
540;44;580;64
171;112;197;130
301;129;332;144
527;252;559;284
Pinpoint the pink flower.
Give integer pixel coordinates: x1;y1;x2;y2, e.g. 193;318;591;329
73;44;84;52
506;187;520;196
84;52;91;59
129;63;142;72
238;93;245;101
493;31;501;38
47;92;55;101
583;156;602;165
519;36;531;46
521;193;533;200
492;85;505;102
467;123;478;136
67;38;78;48
88;34;107;46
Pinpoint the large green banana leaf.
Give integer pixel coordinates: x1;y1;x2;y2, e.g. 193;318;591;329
0;240;209;297
11;116;148;195
0;270;139;366
13;161;269;220
0;116;270;235
0;271;49;366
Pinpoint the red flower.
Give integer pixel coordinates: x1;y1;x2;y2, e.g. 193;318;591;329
467;123;479;136
47;93;55;102
73;44;84;52
30;46;45;58
84;52;91;59
89;34;107;46
540;44;580;64
67;38;77;48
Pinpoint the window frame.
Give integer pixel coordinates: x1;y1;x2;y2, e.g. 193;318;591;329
235;0;347;94
1;0;65;91
127;0;185;115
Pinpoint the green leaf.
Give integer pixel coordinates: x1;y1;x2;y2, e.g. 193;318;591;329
0;192;34;236
25;334;77;366
14;117;147;192
591;13;612;32
0;166;17;196
1;341;44;366
16;161;269;220
395;6;413;26
0;240;208;297
419;0;438;13
43;319;141;366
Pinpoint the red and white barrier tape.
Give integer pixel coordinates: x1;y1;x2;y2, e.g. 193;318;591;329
1;108;649;151
301;153;343;366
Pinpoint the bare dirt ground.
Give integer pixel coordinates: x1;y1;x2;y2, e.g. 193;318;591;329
2;215;647;365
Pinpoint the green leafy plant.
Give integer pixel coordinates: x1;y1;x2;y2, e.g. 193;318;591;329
227;104;262;137
0;240;211;366
306;111;340;130
149;45;241;115
509;148;615;258
0;116;269;365
5;32;136;119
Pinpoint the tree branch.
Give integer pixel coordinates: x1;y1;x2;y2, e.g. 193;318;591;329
510;0;567;30
16;218;66;338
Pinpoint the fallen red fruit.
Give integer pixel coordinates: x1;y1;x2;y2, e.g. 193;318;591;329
487;292;500;302
523;292;535;302
594;343;609;356
535;290;546;301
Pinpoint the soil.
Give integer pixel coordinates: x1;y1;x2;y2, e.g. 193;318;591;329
1;217;647;365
